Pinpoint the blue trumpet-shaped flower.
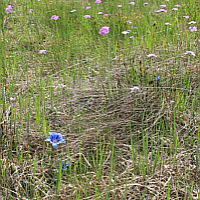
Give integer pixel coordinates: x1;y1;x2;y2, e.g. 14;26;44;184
156;76;160;87
62;162;69;171
45;132;66;149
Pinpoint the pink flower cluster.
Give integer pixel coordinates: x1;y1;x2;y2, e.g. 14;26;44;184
6;5;13;14
99;26;110;36
51;15;59;20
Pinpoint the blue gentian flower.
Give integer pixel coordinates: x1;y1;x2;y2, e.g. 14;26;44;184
45;132;66;149
156;76;160;87
62;162;69;171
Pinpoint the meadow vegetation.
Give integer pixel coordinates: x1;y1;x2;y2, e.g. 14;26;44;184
0;0;199;199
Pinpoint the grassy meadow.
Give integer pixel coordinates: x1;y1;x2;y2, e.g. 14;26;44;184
0;0;199;199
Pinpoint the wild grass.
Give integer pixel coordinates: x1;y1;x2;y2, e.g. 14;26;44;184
0;0;199;199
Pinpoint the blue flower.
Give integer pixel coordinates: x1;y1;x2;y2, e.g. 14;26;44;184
156;76;160;87
45;132;66;149
62;162;69;171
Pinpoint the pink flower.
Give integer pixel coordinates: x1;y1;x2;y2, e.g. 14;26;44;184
70;9;77;13
28;9;33;13
99;26;110;36
165;22;171;25
160;5;166;8
143;2;149;5
189;26;197;32
129;2;135;5
174;4;181;7
104;14;109;16
95;0;101;4
183;16;189;19
98;12;103;14
160;9;167;13
172;8;178;11
185;51;195;56
10;97;16;103
147;54;157;58
188;21;196;24
157;9;167;13
127;20;132;24
121;31;129;35
6;5;13;14
58;84;67;87
84;15;91;19
39;50;46;54
51;15;59;20
86;6;91;10
118;5;123;7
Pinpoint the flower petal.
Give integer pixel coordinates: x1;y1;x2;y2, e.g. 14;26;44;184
58;139;66;144
45;137;51;141
52;143;57;148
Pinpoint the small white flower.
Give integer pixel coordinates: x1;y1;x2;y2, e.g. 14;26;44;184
188;21;196;24
130;86;139;93
10;97;16;103
122;31;130;35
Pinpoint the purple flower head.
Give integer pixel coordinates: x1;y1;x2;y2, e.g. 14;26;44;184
51;15;59;20
86;6;91;10
174;4;181;7
147;54;157;58
157;9;167;13
98;12;103;15
95;0;102;4
70;9;77;13
165;22;171;25
188;21;196;24
172;8;178;11
122;31;130;35
118;5;123;7
134;23;137;26
130;86;139;93
28;9;33;13
156;76;160;87
183;16;189;19
130;36;134;38
185;51;195;57
127;20;132;24
131;26;133;29
129;2;135;5
45;132;66;149
143;2;149;5
189;26;197;32
84;15;91;19
62;162;69;171
104;14;109;16
160;9;167;13
160;5;166;8
99;26;110;36
39;50;46;54
6;5;13;14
